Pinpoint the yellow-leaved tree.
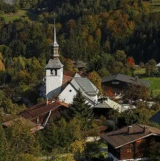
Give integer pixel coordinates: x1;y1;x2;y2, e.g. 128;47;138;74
88;71;102;94
0;52;5;72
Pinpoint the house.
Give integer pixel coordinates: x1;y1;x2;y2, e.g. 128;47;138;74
18;100;69;126
2;117;44;133
73;60;87;71
92;97;137;119
3;100;69;132
42;21;99;106
149;110;160;125
92;97;122;119
156;63;160;74
102;74;148;97
100;124;160;161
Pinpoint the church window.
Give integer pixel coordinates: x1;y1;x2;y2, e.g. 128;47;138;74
51;69;53;75
55;69;57;76
69;90;72;92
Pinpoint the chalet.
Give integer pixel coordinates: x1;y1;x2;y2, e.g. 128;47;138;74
149;110;160;125
100;124;160;161
3;100;69;132
73;60;87;71
156;63;160;74
102;74;148;97
92;97;122;119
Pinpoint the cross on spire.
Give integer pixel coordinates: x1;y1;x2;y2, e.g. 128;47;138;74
51;14;59;58
54;18;58;46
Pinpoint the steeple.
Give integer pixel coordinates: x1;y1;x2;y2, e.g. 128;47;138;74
51;17;59;58
45;14;64;99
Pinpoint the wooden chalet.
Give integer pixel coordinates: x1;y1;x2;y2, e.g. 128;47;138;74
3;100;69;132
100;124;160;161
102;74;148;96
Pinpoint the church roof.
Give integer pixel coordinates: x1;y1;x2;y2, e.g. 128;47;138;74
63;71;86;77
45;58;63;69
72;77;99;96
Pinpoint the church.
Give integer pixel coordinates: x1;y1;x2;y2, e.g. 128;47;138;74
41;21;99;107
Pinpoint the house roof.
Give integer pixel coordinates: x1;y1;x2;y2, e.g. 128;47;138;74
62;75;73;86
73;77;98;96
100;124;160;149
73;60;87;68
102;74;148;86
150;110;160;125
92;103;111;109
156;63;160;67
18;100;69;120
63;71;86;77
45;58;63;69
2;117;44;133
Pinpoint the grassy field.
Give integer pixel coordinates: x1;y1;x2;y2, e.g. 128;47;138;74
2;10;27;22
134;68;146;75
134;67;160;97
142;77;160;97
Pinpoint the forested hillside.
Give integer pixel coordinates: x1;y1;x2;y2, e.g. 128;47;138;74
1;0;160;64
0;0;160;108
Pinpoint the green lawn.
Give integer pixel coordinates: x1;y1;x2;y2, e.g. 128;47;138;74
2;10;27;22
134;68;146;75
142;77;160;97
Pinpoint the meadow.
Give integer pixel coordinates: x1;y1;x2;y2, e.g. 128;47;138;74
134;67;160;97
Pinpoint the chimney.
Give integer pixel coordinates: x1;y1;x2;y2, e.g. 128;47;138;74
143;126;149;134
128;126;133;134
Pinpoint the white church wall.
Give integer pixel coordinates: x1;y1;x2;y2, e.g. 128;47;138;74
59;83;97;106
59;84;77;104
46;68;63;99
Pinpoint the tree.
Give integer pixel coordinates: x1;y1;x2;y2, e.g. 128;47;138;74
7;118;40;156
0;123;9;161
64;59;74;71
70;90;93;131
88;71;102;94
124;83;150;100
71;140;85;160
39;117;82;153
115;50;126;64
145;59;157;76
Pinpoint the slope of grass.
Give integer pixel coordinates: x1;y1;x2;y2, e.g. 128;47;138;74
142;77;160;97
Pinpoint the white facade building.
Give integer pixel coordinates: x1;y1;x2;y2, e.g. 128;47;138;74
45;20;63;99
44;21;99;106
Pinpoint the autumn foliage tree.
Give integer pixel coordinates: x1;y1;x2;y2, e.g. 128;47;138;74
88;71;102;94
107;10;135;39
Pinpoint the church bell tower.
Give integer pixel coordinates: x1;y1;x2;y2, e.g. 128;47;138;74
45;19;63;99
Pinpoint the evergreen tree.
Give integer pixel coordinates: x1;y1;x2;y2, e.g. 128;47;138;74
70;90;93;131
0;123;9;161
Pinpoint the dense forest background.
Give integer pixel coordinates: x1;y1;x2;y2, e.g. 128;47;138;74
0;0;159;109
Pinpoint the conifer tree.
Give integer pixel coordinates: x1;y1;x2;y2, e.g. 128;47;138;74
0;123;9;161
70;90;93;131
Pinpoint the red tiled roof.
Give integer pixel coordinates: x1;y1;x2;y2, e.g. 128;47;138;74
64;71;86;77
100;124;160;149
63;75;73;86
2;117;44;133
18;100;69;120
